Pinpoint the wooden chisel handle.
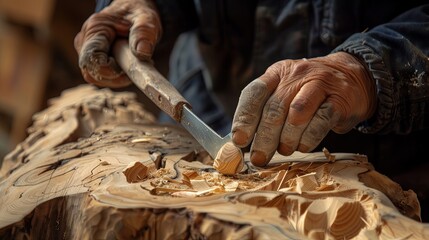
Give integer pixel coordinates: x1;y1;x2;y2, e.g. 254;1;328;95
113;40;190;121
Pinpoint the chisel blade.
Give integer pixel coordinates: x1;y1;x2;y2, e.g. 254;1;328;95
180;106;231;159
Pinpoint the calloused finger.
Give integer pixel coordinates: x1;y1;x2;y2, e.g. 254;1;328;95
232;79;272;148
79;34;131;87
278;82;326;155
232;62;287;147
249;93;291;166
129;9;161;60
298;102;340;152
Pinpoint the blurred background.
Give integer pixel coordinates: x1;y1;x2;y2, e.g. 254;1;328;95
0;0;97;160
0;0;166;161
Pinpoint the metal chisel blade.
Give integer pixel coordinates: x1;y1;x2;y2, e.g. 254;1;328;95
180;106;231;159
113;40;231;158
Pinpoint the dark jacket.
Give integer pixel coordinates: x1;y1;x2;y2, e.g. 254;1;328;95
154;0;429;134
96;0;429;134
96;0;429;218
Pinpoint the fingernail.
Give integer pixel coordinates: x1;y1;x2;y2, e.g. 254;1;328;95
250;150;267;167
232;130;248;147
136;40;153;58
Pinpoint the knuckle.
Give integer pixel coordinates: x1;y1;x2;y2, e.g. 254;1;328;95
291;60;312;75
242;79;269;97
235;114;253;125
332;70;348;80
252;127;278;155
235;80;269;120
255;125;276;145
233;114;256;133
290;96;311;113
318;102;336;119
263;99;287;125
131;19;159;33
266;60;294;79
85;14;110;31
280;122;305;151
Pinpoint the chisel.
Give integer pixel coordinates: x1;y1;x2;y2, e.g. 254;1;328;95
113;40;231;159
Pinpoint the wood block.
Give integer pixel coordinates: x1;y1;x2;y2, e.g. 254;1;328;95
0;85;428;239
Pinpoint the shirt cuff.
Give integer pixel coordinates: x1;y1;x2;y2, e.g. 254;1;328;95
332;33;396;134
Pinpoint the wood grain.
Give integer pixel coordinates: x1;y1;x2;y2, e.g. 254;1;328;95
0;85;428;240
213;142;244;175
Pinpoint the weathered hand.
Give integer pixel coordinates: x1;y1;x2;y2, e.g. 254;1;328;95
232;52;376;166
74;0;161;87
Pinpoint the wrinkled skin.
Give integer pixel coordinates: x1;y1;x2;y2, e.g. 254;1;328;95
74;2;376;167
232;52;376;166
74;0;161;88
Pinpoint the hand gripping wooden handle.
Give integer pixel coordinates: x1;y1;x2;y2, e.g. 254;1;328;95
113;40;189;121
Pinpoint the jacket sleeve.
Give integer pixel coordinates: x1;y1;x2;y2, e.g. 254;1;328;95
95;0;112;12
333;4;429;135
153;0;198;41
94;0;198;38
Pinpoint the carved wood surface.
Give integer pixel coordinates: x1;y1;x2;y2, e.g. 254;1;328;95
0;85;428;240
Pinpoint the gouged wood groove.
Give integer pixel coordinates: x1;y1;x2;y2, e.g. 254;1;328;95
0;85;428;240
